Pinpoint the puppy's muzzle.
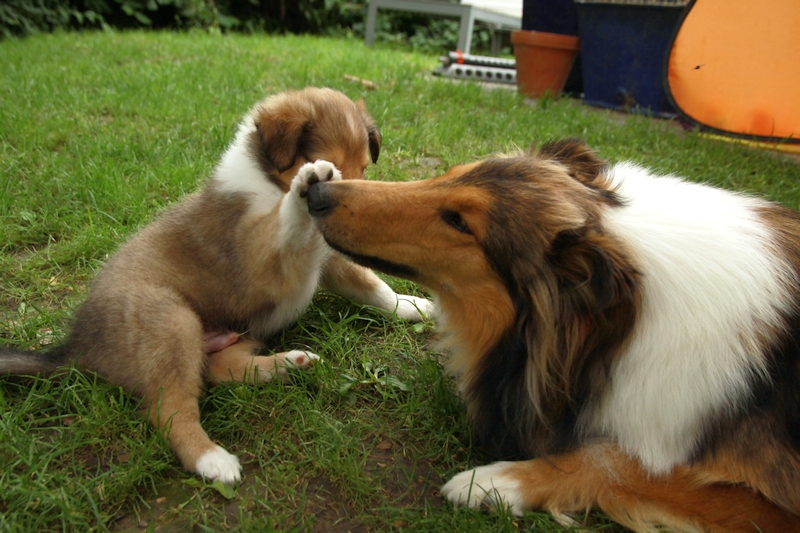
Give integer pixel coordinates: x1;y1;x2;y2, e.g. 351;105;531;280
307;182;337;218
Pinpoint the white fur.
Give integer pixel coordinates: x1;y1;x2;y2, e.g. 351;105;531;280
588;163;795;473
441;462;526;516
195;445;242;484
282;350;320;369
353;281;434;320
259;350;321;383
213;114;283;213
394;294;434;320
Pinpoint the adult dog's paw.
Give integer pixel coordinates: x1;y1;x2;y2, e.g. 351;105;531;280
441;462;526;516
292;160;341;199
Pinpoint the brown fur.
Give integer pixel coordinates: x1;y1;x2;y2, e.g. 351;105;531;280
250;89;380;190
0;88;411;481
500;444;800;533
306;139;800;531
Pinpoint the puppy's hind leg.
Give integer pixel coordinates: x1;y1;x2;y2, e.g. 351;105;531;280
138;300;241;484
207;339;320;385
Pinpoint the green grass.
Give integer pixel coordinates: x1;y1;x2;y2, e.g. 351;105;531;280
1;30;798;532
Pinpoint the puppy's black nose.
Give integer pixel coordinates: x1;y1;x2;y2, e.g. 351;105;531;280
307;181;335;217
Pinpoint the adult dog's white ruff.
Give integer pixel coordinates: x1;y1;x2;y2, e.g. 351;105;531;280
587;163;795;473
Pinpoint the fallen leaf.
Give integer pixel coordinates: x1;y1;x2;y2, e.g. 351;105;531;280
210;479;236;500
343;74;378;90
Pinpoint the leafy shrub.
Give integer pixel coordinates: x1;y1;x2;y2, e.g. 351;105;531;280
0;0;104;37
368;12;504;54
0;0;507;55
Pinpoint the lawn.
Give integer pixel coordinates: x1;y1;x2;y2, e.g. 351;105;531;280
1;30;799;533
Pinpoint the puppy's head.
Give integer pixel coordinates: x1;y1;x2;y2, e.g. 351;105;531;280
247;87;381;191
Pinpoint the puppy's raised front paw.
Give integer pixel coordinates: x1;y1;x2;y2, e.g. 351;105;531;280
292;160;341;199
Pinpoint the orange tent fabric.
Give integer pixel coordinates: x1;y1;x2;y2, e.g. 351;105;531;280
667;0;800;146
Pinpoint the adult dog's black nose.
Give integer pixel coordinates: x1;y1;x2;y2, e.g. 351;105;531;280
306;181;336;217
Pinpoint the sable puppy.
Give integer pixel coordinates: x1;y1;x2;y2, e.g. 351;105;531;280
305;139;800;532
0;88;431;484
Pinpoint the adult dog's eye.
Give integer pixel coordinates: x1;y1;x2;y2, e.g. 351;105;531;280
442;210;472;235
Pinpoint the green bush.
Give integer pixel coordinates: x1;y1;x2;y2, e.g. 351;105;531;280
0;0;104;37
0;0;367;36
0;0;506;55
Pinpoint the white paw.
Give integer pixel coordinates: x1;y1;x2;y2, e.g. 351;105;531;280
281;350;321;369
291;160;341;199
195;445;242;485
441;462;525;516
395;295;434;321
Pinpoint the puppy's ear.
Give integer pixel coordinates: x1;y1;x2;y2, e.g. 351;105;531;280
548;226;638;313
367;124;382;164
253;114;310;173
535;138;606;187
356;99;381;163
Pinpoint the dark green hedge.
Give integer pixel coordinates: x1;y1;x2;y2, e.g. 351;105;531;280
0;0;367;37
1;0;505;55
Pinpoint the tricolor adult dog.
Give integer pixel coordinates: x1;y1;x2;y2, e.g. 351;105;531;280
306;140;800;532
0;88;431;484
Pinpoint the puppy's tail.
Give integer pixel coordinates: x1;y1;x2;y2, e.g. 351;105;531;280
0;345;67;375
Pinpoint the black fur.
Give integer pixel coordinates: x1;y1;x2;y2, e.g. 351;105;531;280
325;241;419;280
0;344;67;375
455;157;639;462
466;306;582;461
367;123;381;164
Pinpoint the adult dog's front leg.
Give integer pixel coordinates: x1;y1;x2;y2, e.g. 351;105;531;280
441;443;800;533
321;254;433;321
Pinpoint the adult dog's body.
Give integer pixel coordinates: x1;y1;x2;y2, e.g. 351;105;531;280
305;140;800;532
0;88;430;484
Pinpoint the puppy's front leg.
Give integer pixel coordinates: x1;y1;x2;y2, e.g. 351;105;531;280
321;254;433;321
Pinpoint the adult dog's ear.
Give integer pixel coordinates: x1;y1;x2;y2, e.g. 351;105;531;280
357;99;381;163
535;138;607;187
548;226;638;314
518;224;639;434
252;113;310;174
495;223;639;453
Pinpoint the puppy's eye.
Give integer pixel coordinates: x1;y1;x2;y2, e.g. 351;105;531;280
442;210;472;235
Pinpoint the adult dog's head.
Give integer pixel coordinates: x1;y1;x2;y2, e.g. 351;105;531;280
218;87;381;193
307;140;640;458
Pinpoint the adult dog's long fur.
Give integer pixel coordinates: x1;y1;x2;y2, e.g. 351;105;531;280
306;139;800;532
0;88;431;484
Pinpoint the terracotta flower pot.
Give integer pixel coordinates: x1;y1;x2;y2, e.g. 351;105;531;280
512;30;580;97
